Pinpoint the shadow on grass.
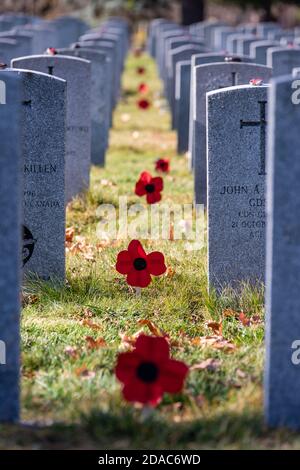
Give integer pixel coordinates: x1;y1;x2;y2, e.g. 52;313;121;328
1;409;297;450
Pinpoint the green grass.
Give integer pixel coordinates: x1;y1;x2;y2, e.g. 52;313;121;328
1;52;300;450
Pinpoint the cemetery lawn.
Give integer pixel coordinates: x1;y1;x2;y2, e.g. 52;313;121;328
2;53;300;451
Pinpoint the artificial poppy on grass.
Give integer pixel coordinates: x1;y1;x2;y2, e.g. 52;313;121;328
138;83;149;94
137;98;150;110
155;158;170;173
116;240;166;288
135;171;163;204
115;334;189;406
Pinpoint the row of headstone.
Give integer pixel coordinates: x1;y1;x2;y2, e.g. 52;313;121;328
149;18;300;430
0;14;129;422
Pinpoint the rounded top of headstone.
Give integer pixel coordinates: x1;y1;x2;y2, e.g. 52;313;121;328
225;56;242;62
249;78;263;86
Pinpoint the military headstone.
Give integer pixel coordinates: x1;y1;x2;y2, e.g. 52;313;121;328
267;46;300;77
265;75;300;429
12;55;92;202
207;83;269;290
194;62;272;206
0;71;22;422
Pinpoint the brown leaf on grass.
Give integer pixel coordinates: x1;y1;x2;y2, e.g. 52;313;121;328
192;335;237;353
66;234;96;262
137;319;167;337
64;345;78;359
165;266;176;278
119;330;143;349
223;308;239;318
21;293;39;307
239;312;251;327
85;336;107;350
75;365;96;380
66;226;75;243
80;319;102;331
206;321;222;335
191;358;221;371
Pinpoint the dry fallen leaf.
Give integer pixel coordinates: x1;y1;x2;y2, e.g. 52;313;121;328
21;293;39;307
239;312;251;327
191;358;221;371
137;319;167;337
165;266;176;278
80;319;102;331
85;336;107;350
206;321;222;335
66;226;75;243
192;335;236;353
75;366;96;380
223;308;239;318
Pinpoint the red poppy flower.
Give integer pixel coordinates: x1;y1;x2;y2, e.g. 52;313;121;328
138;82;149;94
46;47;57;55
115;334;189;405
250;78;263;86
116;240;166;288
137;66;145;75
137;98;150;110
155;158;170;173
135;171;163;204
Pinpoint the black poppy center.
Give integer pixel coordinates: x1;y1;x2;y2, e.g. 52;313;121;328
145;183;155;193
137;362;159;383
133;257;147;271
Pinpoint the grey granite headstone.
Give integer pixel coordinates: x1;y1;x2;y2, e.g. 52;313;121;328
175;60;191;153
194;62;272;206
249;40;279;65
0;32;33;56
207;83;269;291
12;55;92;202
237;36;263;56
226;33;246;54
265;75;300;429
57;47;111;166
157;28;185;77
3;68;66;281
214;26;241;51
50;16;88;47
168;44;207;127
267;46;300;77
0;71;22;422
256;22;281;38
188;54;253;171
0;39;29;63
75;40;118;106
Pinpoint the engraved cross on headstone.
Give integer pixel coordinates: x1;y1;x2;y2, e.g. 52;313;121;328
240;100;267;175
218;71;238;89
47;65;54;75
